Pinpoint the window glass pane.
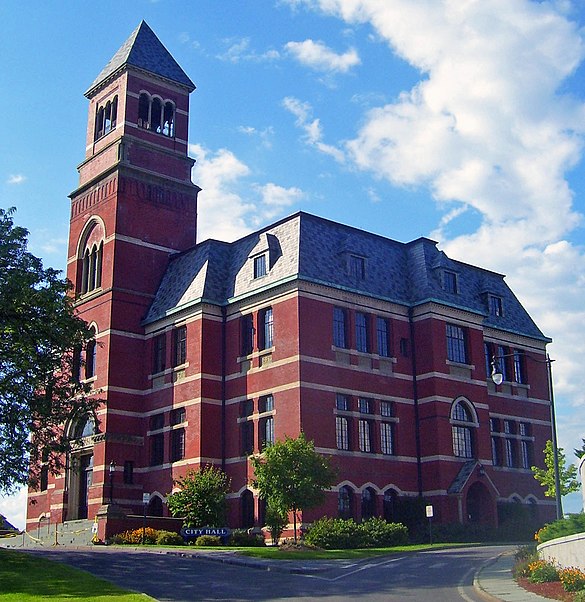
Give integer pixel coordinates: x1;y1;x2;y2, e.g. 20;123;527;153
355;312;368;352
446;324;467;363
260;395;274;413
173;326;186;366
261;308;273;349
333;307;347;348
153;334;166;373
358;398;371;414
452;425;473;458
444;271;458;293
376;317;390;357
336;394;349;411
349;255;365;279
380;401;393;417
358;420;371;452
254;254;267;278
241;315;254;356
381;423;394;455
490;296;503;316
171;429;185;462
513;350;525;384
336;416;349;450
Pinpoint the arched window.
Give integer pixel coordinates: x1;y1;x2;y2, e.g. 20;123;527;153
361;487;376;520
451;399;477;458
74;415;95;439
338;485;353;519
94;95;118;141
241;490;254;528
79;221;104;295
137;92;175;138
85;330;97;379
383;490;397;522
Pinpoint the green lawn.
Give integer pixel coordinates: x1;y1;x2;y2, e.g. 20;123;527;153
0;549;154;602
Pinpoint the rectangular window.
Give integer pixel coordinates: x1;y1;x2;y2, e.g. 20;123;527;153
380;401;393;417
259;394;274;413
491;437;501;466
150;413;164;431
444;271;458;294
333;307;347;348
40;465;49;492
241;421;254;455
513;350;525;384
380;423;394;455
489;418;499;432
260;307;273;349
171;407;186;426
484;342;493;379
172;326;187;366
519;422;529;437
496;345;509;381
489;295;503;317
376;317;390;357
336;394;349;411
153;333;166;374
171;428;185;462
505;439;516;467
349;255;365;279
336;416;349;450
358;398;372;414
261;416;274;448
503;420;513;434
355;312;369;353
452;426;473;458
241;314;254;356
446;324;467;363
123;460;134;484
520;440;531;469
150;433;164;466
241;399;254;417
253;254;267;278
358;420;372;452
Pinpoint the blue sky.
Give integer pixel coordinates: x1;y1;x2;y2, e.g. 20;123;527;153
1;0;584;528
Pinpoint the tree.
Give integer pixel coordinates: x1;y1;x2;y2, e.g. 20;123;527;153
167;465;231;528
532;440;579;499
574;438;585;459
251;433;337;543
0;207;97;494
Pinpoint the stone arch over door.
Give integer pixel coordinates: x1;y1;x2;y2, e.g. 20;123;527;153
466;481;493;524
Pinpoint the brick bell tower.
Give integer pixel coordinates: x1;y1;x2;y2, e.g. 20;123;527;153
31;22;199;531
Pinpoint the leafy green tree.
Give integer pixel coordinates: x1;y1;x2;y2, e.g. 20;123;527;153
574;438;585;459
532;440;579;499
167;465;231;527
0;207;97;494
251;433;337;542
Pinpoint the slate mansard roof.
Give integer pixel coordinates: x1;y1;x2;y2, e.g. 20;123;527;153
86;21;195;96
145;212;548;341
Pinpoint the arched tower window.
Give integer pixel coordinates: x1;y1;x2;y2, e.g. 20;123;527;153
94;95;118;141
78;220;104;295
137;91;175;138
85;328;97;379
450;399;478;459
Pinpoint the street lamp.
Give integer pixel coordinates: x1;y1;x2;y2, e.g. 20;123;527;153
109;461;116;504
491;353;562;520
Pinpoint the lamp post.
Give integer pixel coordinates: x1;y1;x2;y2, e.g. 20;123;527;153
108;461;116;504
491;353;562;520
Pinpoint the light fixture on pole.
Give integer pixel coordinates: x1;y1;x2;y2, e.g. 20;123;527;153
490;353;562;520
109;461;116;504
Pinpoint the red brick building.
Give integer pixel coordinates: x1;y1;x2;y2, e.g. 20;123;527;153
27;22;556;539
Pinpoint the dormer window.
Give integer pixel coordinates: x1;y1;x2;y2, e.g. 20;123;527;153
444;270;458;294
253;254;267;279
489;295;503;317
349;255;366;279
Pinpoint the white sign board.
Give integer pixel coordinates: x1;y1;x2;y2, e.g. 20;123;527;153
425;505;434;518
142;493;151;505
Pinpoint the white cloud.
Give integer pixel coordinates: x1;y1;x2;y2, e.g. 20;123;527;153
296;1;585;415
237;125;275;148
285;39;360;73
282;96;346;162
190;144;304;240
0;486;27;530
217;37;280;63
7;174;26;185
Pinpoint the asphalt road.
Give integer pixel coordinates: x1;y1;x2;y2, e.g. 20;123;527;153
28;545;512;601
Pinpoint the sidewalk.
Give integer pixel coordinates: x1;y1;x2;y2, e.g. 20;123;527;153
474;552;553;602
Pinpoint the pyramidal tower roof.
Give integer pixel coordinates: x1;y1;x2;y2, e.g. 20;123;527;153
86;21;195;96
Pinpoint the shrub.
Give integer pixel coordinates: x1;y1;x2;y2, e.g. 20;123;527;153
559;567;585;592
305;517;363;549
535;514;585;544
264;505;288;545
514;544;537;562
359;517;408;547
527;560;559;584
195;535;222;546
156;530;184;546
109;527;159;545
229;530;265;547
574;590;585;602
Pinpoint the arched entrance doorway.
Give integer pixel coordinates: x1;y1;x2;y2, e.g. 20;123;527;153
466;481;492;524
68;415;95;520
